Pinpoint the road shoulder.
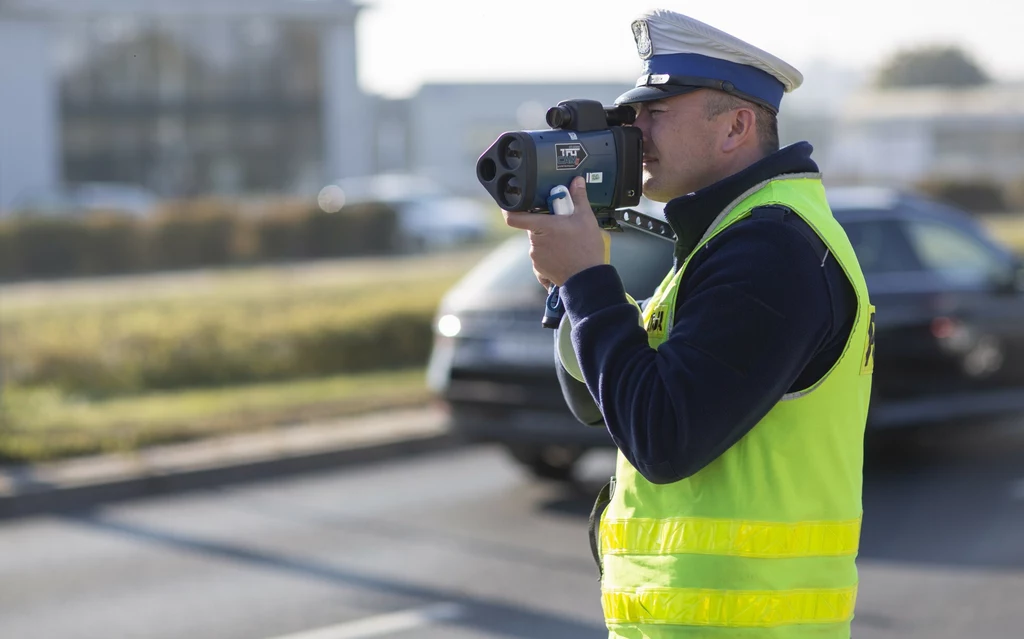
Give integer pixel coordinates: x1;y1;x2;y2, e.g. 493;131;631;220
0;406;455;518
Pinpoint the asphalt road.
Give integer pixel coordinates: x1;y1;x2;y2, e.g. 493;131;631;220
1;420;1023;639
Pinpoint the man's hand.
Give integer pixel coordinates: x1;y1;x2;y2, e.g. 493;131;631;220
502;177;609;287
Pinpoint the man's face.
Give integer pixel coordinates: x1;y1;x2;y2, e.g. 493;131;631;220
631;90;724;203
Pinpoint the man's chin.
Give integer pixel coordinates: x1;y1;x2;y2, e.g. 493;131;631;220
642;176;672;203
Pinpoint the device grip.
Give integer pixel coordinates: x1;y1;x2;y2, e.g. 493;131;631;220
540;185;575;329
542;286;563;329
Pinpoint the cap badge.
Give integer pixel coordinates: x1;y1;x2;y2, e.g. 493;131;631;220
631;20;652;60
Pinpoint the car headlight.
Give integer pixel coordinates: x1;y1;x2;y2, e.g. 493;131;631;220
437;314;462;338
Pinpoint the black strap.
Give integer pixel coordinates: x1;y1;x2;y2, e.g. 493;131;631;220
749;204;791;223
588;478;614;580
750;204;830;264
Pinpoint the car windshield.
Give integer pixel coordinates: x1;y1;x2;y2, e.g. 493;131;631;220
903;219;1011;286
611;231;676;298
840;218;922;274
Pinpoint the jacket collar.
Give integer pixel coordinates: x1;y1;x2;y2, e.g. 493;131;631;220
663;142;819;259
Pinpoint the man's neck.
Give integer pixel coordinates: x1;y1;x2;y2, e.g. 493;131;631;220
704;147;769;193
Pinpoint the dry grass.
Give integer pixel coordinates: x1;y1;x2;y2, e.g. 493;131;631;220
0;368;431;462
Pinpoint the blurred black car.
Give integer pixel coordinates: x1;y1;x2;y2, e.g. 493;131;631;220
426;229;673;479
426;187;1024;479
830;188;1024;427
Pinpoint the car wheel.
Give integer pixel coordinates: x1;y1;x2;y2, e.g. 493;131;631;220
503;443;583;482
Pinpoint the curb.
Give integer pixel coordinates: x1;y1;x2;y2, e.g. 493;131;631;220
0;406;459;519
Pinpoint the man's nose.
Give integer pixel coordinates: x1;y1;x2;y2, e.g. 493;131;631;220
632;108;652;139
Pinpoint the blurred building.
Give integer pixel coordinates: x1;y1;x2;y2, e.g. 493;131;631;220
779;112;839;169
397;83;631;196
383;81;848;198
826;84;1024;187
0;0;368;209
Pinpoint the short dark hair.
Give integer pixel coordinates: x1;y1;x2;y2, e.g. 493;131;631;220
703;91;779;156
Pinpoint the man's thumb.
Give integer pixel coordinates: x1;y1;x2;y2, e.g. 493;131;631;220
569;176;589;210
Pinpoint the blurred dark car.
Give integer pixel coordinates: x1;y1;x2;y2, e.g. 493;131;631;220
830;187;1024;427
426;187;1024;479
425;230;672;479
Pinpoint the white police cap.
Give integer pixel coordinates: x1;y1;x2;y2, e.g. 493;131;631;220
616;9;803;113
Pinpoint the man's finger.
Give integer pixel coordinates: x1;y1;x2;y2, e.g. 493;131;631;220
504;211;553;231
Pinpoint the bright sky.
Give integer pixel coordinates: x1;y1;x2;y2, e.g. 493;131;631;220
356;0;1024;98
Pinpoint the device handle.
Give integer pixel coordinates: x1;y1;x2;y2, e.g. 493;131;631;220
542;185;574;329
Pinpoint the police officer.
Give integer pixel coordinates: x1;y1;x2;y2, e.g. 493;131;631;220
502;9;874;639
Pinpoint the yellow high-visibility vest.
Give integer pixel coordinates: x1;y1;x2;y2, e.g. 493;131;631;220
600;175;875;639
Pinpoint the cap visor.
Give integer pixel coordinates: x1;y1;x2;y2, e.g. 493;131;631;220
614;84;700;105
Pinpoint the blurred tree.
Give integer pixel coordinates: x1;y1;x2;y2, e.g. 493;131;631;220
876;45;991;88
1007;175;1024;211
915;178;1008;213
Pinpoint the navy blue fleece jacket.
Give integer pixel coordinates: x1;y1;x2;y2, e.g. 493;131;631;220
557;142;856;484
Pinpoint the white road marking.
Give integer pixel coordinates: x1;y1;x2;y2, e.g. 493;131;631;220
264;602;464;639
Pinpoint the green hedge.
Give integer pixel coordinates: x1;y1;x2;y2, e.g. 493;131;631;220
0;249;480;398
256;203;400;261
0;200;400;282
1;283;447;398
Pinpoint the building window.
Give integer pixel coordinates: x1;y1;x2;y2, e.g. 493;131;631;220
57;17;325;196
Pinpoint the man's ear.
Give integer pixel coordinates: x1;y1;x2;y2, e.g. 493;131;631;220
721;106;757;153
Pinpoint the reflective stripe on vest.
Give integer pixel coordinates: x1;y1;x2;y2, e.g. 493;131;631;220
603;585;857;627
601;516;861;558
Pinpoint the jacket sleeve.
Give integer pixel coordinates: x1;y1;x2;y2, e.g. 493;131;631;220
558;218;837;484
554;297;652;428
